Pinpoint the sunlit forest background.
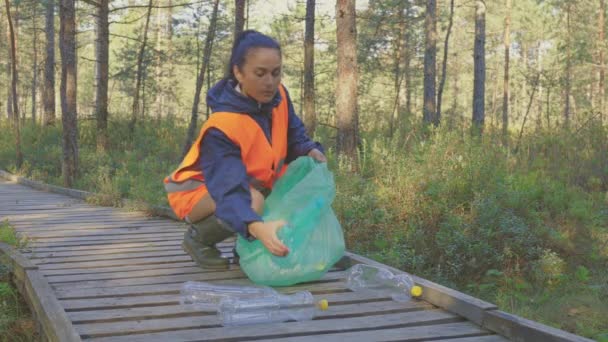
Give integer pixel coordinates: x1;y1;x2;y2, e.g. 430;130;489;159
1;0;607;339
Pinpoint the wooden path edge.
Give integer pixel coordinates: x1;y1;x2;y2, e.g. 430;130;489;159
0;242;82;342
0;169;595;342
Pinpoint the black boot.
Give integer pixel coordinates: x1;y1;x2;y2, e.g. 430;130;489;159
182;215;234;269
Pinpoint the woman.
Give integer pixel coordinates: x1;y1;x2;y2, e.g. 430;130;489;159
164;30;326;269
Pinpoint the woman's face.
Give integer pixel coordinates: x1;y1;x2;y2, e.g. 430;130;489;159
233;47;282;104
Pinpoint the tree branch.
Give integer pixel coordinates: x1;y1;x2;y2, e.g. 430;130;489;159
109;0;209;13
80;0;101;8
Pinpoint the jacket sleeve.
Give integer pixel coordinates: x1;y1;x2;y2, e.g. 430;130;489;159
198;128;261;239
283;87;324;163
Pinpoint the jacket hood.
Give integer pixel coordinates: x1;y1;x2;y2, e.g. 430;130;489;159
206;79;282;116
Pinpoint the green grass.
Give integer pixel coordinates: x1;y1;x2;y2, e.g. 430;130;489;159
0;221;37;342
0;118;606;339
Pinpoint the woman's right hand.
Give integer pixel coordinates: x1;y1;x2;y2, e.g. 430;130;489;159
247;220;290;257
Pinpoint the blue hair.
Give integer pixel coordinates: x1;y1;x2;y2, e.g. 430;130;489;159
228;30;281;81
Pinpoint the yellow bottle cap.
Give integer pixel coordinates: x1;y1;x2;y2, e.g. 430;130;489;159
411;285;423;297
317;299;329;311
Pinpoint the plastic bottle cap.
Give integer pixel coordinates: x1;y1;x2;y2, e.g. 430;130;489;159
317;299;329;311
411;286;423;297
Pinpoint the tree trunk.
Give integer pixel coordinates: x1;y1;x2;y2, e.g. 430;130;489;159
390;1;405;138
423;0;437;126
335;0;359;171
166;0;174;120
234;0;245;41
437;0;455;126
182;0;220;158
472;0;486;133
564;3;571;127
303;0;316;136
536;43;543;131
129;0;154;135
502;0;511;142
155;4;162;121
6;17;14;121
5;0;23;168
43;0;56;126
31;3;38;124
599;0;605;122
404;2;412;119
96;0;109;152
59;0;79;187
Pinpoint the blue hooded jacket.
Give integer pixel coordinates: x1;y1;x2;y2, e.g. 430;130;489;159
199;79;323;238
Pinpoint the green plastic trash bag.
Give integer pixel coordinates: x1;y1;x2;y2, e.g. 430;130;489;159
236;156;345;286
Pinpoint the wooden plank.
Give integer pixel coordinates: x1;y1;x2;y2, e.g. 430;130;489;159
53;269;249;291
53;274;344;300
11;218;177;230
345;252;497;325
22;231;183;242
23;270;83;342
438;336;510;342
253;322;495;342
46;266;206;284
22;228;184;240
27;237;184;249
5;211;144;221
482;310;594;342
27;245;183;259
53;270;345;292
68;294;434;324
41;261;198;277
0;169;90;200
29;244;233;261
39;255;195;270
74;300;437;338
24;240;183;253
84;310;460;342
14;222;185;232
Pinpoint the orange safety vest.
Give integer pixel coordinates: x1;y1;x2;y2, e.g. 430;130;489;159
164;85;289;219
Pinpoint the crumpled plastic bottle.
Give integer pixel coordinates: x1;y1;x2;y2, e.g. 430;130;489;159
346;264;423;302
218;290;329;326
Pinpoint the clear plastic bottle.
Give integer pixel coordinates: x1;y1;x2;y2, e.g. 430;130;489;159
179;281;277;310
346;264;423;302
218;291;329;326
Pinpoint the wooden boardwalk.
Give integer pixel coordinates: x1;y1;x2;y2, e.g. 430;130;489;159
0;174;594;342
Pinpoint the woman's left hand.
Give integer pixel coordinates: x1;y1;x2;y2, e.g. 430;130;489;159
307;148;327;163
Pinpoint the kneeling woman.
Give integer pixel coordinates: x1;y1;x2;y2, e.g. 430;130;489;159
164;30;326;269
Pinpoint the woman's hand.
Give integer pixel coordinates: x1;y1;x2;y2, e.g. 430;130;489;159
307;148;327;163
247;220;289;256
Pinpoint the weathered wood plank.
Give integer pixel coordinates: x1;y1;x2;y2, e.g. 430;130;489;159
41;261;198;276
46;266;206;284
438;336;510;342
52;269;345;292
68;296;433;324
24;240;183;253
482;310;594;342
34;250;188;265
74;300;437;338
39;255;195;270
84;310;460;342
253;322;495;342
23;270;83;342
53;269;248;292
27;245;183;259
27;237;185;249
6;217;154;227
53;274;344;300
21;229;184;241
14;223;185;233
23;231;183;242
